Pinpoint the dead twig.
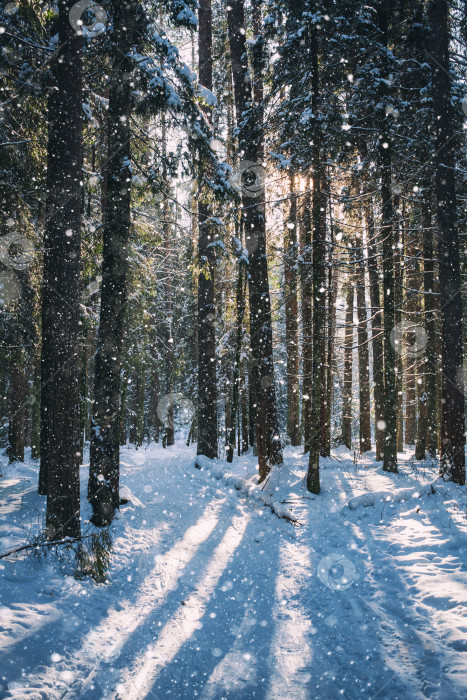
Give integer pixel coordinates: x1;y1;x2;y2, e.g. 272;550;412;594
0;535;89;560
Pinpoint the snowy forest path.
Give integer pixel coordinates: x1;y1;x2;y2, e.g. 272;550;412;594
0;444;466;699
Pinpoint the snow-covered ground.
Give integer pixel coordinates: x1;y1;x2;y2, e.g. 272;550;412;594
0;442;466;699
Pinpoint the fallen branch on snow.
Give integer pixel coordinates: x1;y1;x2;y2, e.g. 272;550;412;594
0;535;90;560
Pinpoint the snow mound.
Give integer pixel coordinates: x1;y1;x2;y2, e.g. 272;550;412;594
342;480;437;511
119;485;144;508
194;455;298;523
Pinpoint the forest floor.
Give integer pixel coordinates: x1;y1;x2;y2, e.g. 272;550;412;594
0;442;466;700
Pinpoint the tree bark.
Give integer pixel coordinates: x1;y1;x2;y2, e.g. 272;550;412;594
39;0;82;538
89;0;134;525
319;236;330;458
227;0;282;481
8;351;25;462
227;261;246;462
30;355;41;460
342;280;354;450
301;188;313;452
423;202;438;457
394;199;404;452
428;0;465;484
363;190;385;460
404;227;418;446
149;350;160;444
240;361;248;452
356;254;372;453
379;1;397;473
323;231;337;457
197;0;218;459
284;178;300;446
306;23;326;493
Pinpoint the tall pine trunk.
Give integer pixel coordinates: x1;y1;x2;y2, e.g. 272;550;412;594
164;203;175;448
89;1;134;525
364;189;384;460
301;187;313;452
394;202;404;452
379;1;397;473
197;0;218;459
356;254;372;453
342;280;354;450
319;229;331;458
306;23;326;493
423;202;438;457
323;233;337;457
240;362;249;452
227;261;245;462
405;230;418;446
39;0;82;537
227;0;282;481
8;351;25;462
30;355;41;460
284;177;300;446
428;0;465;484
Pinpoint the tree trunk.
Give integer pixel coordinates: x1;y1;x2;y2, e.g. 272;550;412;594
284;177;300;446
227;0;282;481
0;349;7;443
422;202;438;457
149;339;160;444
415;389;428;461
89;0;134;525
404;230;418;446
240;361;248;452
248;357;256;451
394;200;404;452
428;0;465;484
363;189;384;460
137;360;144;448
129;365;138;446
30;355;41;460
165;246;175;448
301;187;313;452
306;24;326;493
227;261;246;462
323;231;337;457
356;254;372;453
8;351;25;462
79;332;88;459
39;0;82;538
319;244;330;458
342;280;354;450
379;1;397;473
119;369;128;447
197;0;218;459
